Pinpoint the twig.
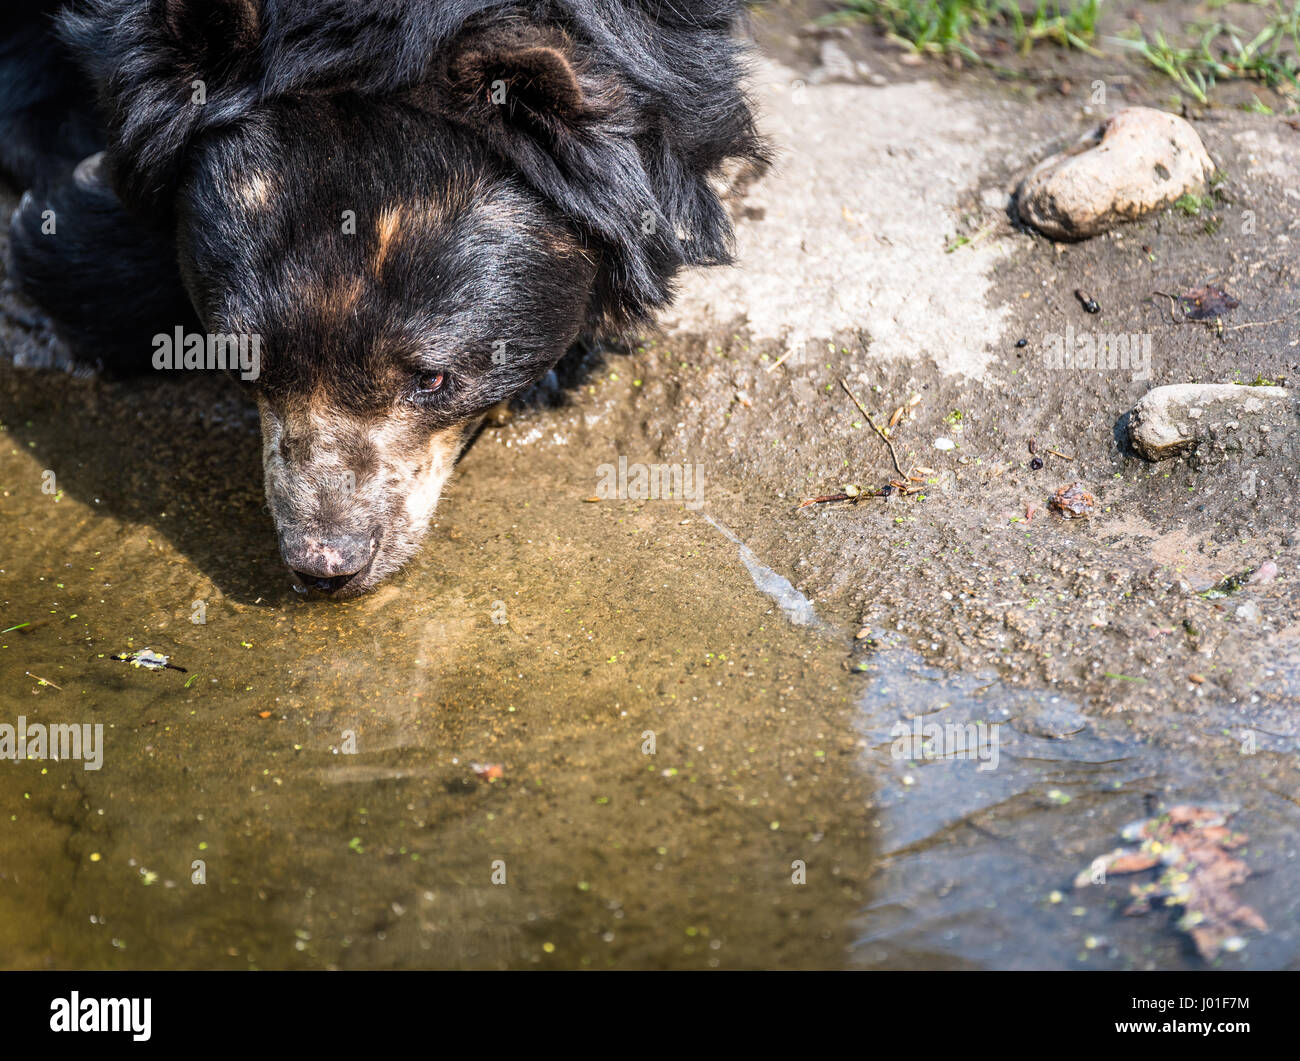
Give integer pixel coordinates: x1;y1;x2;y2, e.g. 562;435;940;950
26;671;62;690
1047;448;1075;461
799;492;851;508
1152;291;1190;325
1222;306;1300;332
1150;290;1297;334
839;378;907;481
798;489;888;509
765;347;795;373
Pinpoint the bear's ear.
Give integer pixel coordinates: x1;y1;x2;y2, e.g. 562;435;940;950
154;0;262;64
443;23;594;138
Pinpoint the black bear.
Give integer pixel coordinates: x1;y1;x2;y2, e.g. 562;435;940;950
1;0;766;597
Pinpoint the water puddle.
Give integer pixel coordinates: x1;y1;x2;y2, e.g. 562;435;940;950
849;642;1300;969
2;368;1296;969
0;372;876;969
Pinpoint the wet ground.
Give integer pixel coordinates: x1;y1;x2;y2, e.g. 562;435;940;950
3;3;1299;969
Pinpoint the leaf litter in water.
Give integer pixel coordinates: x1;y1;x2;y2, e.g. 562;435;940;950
1178;285;1240;321
1075;804;1267;960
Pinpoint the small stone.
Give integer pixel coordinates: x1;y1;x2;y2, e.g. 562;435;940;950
1049;481;1096;519
1249;561;1279;585
1016;107;1215;240
1127;383;1296;461
807;41;861;85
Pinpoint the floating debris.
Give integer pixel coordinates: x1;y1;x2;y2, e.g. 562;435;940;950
110;649;187;673
1049;481;1096;518
1075;804;1267;960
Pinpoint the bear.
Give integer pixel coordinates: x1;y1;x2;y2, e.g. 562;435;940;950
0;0;767;598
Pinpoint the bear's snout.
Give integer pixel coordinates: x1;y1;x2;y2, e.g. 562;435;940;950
280;528;381;597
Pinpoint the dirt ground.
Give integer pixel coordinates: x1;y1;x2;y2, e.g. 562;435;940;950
1;1;1297;969
669;2;1300;729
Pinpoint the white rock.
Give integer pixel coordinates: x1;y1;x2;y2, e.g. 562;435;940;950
1127;383;1296;461
1017;107;1215;240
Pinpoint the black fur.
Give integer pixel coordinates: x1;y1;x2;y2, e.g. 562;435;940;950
0;3;102;195
0;0;767;595
12;0;766;341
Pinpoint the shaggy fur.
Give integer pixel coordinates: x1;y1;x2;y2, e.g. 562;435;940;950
1;0;767;596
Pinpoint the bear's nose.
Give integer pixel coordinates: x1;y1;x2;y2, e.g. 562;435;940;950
280;530;377;594
293;571;357;594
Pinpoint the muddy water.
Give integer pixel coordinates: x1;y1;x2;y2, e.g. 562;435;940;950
851;644;1300;969
1;368;876;969
1;365;1296;969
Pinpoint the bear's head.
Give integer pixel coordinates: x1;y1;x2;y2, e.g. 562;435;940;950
63;0;764;597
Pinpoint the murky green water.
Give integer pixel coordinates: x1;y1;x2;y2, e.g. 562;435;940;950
2;366;1296;969
1;368;877;969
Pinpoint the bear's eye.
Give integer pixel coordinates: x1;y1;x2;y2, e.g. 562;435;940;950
412;371;446;398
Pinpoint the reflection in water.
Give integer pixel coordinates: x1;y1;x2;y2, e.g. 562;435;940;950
704;516;822;629
0;376;876;968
